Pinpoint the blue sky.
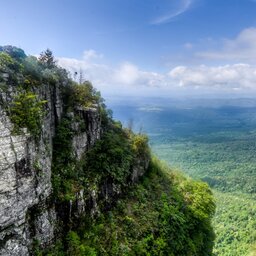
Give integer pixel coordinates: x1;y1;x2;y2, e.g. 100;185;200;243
2;0;256;98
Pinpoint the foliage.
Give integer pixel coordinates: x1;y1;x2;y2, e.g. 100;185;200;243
51;117;81;201
0;51;23;84
0;52;15;71
83;123;134;185
152;131;256;255
0;46;216;255
130;133;150;157
0;46;68;88
52;115;150;201
66;231;97;256
125;105;256;255
69;81;101;108
38;48;56;68
47;157;215;255
0;46;25;84
0;45;73;139
22;56;43;84
213;191;256;255
9;90;46;136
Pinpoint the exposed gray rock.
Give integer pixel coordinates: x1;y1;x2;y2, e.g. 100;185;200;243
131;156;150;183
72;108;101;160
33;207;56;246
0;238;29;256
0;83;62;255
0;79;149;255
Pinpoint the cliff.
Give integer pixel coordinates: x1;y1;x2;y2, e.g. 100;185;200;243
0;46;215;256
0;47;150;255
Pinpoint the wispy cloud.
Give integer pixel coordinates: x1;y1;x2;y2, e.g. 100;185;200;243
151;0;192;25
83;49;103;61
196;27;256;62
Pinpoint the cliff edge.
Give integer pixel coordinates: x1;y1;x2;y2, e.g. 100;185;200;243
0;46;215;256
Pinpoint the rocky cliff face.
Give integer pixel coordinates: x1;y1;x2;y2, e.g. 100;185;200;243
0;46;150;255
0;72;149;256
0;83;103;255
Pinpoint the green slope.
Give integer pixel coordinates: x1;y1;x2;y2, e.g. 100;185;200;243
151;129;256;255
46;158;215;256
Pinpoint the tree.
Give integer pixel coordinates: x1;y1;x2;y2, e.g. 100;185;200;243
38;48;56;68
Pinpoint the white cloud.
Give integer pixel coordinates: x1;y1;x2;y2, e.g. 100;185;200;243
57;56;111;85
197;27;256;62
169;64;256;89
113;62;166;87
151;0;192;25
114;63;140;84
83;49;103;61
57;51;166;96
57;49;256;97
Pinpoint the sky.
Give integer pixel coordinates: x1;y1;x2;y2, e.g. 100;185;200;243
2;0;256;99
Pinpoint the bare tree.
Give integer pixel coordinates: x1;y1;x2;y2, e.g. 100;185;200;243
79;68;84;84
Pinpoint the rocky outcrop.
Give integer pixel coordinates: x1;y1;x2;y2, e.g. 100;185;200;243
71;107;101;160
0;83;149;255
0;46;150;255
0;83;62;255
0;79;99;255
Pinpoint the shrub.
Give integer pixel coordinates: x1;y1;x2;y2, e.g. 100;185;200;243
83;126;134;185
9;90;47;136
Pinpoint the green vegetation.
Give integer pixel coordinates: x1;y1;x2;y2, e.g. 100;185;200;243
9;90;47;136
38;48;56;68
151;130;256;255
0;46;216;255
139;107;256;256
67;81;102;109
52;115;149;201
49;75;215;255
84;125;134;185
213;191;256;255
84;125;149;185
52;73;150;202
0;46;65;137
153;130;256;194
52;116;78;201
46;158;215;256
154;136;256;256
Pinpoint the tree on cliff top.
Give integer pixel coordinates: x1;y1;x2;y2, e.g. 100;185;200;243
38;48;56;68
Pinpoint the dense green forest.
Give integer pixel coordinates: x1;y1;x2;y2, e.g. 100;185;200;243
0;46;216;255
150;129;256;255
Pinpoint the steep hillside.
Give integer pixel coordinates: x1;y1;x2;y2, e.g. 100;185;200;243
112;104;256;255
0;46;215;255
